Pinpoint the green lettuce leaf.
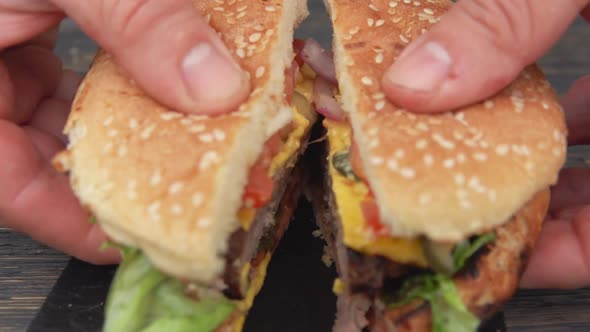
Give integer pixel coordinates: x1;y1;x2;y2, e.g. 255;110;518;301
386;274;480;332
452;233;496;272
103;248;235;332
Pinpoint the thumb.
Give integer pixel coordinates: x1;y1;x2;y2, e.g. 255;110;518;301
50;0;251;115
382;0;589;112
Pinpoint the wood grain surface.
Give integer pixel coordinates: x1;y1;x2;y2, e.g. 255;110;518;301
1;3;589;331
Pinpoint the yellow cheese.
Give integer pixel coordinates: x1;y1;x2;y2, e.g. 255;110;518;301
332;278;344;295
232;254;272;331
324;119;428;267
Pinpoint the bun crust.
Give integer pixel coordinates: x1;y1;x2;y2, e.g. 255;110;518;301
325;0;566;241
53;0;309;283
375;188;549;331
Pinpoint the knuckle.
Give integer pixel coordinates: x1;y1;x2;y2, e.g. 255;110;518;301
102;0;154;45
458;0;535;65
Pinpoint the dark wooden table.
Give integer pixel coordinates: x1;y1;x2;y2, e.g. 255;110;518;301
1;3;590;332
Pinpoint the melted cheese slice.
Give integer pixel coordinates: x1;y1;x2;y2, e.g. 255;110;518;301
324;119;428;267
231;254;272;332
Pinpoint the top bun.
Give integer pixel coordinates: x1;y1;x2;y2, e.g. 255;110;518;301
53;0;309;284
326;0;567;241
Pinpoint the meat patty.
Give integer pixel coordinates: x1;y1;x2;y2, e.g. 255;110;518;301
306;137;409;294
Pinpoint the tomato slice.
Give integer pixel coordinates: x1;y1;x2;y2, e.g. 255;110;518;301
242;133;284;208
360;198;388;236
293;38;306;68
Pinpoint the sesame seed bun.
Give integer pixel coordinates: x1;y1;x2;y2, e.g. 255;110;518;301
53;0;309;284
325;0;567;242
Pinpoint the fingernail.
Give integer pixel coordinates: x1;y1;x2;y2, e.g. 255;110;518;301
385;41;452;93
181;42;247;104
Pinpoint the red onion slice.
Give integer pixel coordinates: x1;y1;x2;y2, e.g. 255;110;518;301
313;76;346;121
301;39;337;84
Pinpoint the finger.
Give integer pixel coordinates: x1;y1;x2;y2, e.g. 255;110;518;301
28;26;60;50
382;0;589;112
520;208;590;289
51;0;251;115
1;45;62;123
28;98;70;144
0;120;119;264
549;168;590;214
0;0;63;49
52;68;82;102
560;75;590;145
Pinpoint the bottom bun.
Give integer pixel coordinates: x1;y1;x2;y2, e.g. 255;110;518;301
372;189;550;332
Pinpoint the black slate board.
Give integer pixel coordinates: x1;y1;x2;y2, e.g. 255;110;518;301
27;199;506;332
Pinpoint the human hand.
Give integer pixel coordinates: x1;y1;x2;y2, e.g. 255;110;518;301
381;0;590;112
520;76;590;289
0;0;250;264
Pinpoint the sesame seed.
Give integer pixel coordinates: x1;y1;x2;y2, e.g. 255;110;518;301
473;152;488;161
140;124;156;140
197;218;211;228
189;124;206;133
161;112;181;121
255;66;265;78
264;5;276;12
369;3;379;11
375;53;384;64
199;151;220;170
458;154;467;165
432;133;455;149
394;149;405;159
249;32;262;43
400;168;416;179
424;8;434;14
129;118;139;129
375;101;386;111
103;115;114;126
454;173;465;185
367;18;375;27
213;129;225;141
127;190;137;200
361;76;374;85
107;129;118;137
389;1;398;7
375;19;386;27
170;204;183;216
150;170;162;186
371;157;384;165
148;201;161;221
103;142;113;154
484;100;494;109
372;92;385;100
199;133;214;143
416;139;428;149
443;159;455;169
399;34;409;43
419;193;431;205
168;181;184;194
488;190;497;202
117;146;128;157
192;192;204;207
423;154;434;166
387;159;399;171
495;144;509;155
